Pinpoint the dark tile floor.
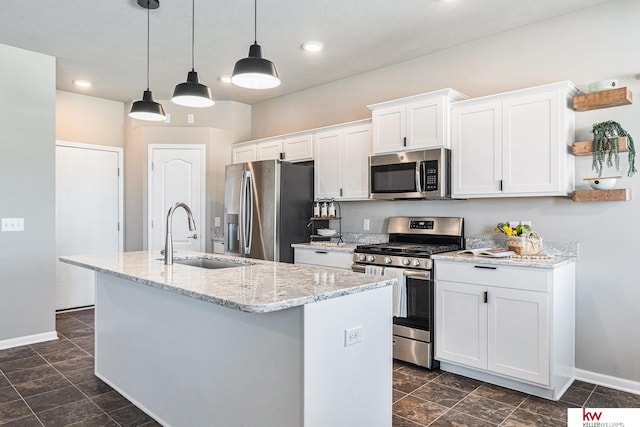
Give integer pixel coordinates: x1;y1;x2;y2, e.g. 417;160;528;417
2;308;639;426
392;362;640;426
0;309;160;427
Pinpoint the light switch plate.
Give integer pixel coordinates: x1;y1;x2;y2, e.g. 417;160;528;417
1;218;24;232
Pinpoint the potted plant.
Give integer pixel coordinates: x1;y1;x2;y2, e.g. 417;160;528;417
590;120;636;177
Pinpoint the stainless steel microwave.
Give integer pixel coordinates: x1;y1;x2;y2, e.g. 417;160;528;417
369;148;451;200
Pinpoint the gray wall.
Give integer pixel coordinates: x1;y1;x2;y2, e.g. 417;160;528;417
0;44;56;341
251;0;640;383
124;101;251;252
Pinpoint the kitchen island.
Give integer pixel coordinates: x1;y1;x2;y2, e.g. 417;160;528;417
60;251;395;427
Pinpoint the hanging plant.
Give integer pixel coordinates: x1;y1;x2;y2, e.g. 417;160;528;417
590;120;636;177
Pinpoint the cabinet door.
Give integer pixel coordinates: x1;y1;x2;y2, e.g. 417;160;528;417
406;98;444;149
341;124;372;199
451;101;503;197
488;287;550;385
256;138;283;161
502;91;562;195
283;133;313;162
372;106;405;154
232;144;256;164
435;281;487;369
315;130;342;199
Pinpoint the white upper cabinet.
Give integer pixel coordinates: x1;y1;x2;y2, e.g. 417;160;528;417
232;132;313;164
368;89;468;154
452;81;577;198
282;132;313;162
256;137;283;161
231;142;256;164
315;120;372;200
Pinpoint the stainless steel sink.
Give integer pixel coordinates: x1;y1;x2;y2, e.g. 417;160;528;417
173;257;251;270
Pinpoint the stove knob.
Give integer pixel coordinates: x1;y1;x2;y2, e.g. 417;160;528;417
402;258;411;266
366;255;375;262
413;259;421;267
358;254;367;262
384;257;393;264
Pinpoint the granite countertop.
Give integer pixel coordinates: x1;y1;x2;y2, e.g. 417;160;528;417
432;251;576;269
291;242;358;253
60;251;393;313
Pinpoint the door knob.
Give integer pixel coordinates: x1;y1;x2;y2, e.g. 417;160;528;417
187;233;198;239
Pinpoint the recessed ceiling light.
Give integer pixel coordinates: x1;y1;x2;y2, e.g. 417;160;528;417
302;41;323;52
73;79;92;88
219;75;232;83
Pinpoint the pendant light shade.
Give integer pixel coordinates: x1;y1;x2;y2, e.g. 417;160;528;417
231;0;280;90
171;0;214;107
231;43;280;89
130;90;167;121
129;0;166;122
172;70;214;107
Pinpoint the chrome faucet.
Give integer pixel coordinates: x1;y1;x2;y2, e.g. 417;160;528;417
164;202;197;265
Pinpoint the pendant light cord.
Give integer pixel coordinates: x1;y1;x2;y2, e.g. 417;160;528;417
146;0;150;90
191;0;195;71
253;0;257;44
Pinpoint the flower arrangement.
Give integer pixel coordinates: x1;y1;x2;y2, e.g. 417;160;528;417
495;222;532;237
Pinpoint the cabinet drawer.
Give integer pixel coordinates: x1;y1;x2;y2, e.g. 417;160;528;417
435;261;550;292
294;248;353;270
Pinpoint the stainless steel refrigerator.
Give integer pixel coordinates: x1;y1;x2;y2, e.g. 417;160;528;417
224;160;313;263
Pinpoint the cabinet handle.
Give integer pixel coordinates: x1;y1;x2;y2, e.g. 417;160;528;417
279;152;285;160
474;265;497;270
340;188;343;197
314;250;328;254
403;137;407;147
483;291;488;304
499;180;503;191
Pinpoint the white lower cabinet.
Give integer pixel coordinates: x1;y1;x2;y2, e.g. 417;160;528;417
434;260;575;400
293;247;353;270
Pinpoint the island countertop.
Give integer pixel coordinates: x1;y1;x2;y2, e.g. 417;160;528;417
60;251;394;313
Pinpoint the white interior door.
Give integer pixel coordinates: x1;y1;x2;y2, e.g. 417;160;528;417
148;145;206;253
56;142;123;310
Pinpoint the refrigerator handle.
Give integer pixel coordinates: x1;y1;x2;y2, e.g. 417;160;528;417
245;171;254;255
240;171;248;254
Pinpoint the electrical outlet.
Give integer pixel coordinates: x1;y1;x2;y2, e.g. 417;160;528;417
1;218;24;232
344;326;363;347
363;219;370;231
214;217;221;227
187;113;195;124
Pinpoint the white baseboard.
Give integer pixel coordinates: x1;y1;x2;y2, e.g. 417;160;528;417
0;331;58;350
575;368;640;396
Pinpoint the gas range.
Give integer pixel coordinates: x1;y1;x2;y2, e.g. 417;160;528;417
352;217;464;271
351;216;464;370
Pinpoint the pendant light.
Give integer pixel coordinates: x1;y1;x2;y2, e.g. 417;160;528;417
171;0;214;107
231;0;281;89
129;0;166;122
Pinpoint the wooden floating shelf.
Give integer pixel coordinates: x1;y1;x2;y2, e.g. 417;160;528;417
573;87;633;111
573;137;628;156
572;188;631;202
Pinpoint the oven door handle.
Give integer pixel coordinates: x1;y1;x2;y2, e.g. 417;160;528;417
403;270;430;281
351;264;366;273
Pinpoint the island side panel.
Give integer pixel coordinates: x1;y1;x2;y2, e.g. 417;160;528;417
303;285;393;427
94;272;304;427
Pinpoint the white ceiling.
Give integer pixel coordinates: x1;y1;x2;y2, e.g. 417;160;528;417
0;0;611;105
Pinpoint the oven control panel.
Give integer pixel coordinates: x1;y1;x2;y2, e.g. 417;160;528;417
409;220;434;230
